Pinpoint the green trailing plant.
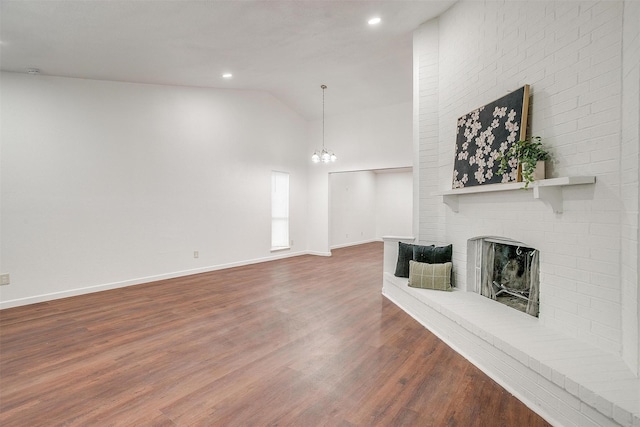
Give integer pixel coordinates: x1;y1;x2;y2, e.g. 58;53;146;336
498;136;550;188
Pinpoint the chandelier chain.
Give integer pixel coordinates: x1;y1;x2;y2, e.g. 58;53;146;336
322;84;326;149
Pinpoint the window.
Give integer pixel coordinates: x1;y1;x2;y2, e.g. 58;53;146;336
271;171;289;250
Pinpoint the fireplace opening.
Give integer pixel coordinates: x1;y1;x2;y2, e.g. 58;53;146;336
473;238;540;317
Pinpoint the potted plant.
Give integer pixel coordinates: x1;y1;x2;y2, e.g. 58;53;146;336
498;136;550;188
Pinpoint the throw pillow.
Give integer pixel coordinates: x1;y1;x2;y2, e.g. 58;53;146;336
394;242;415;278
395;242;436;278
413;244;452;264
408;261;453;291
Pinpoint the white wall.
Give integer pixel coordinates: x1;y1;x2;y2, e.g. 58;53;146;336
415;0;639;373
0;73;308;307
0;73;412;307
329;171;376;248
307;102;413;255
329;169;413;248
375;170;413;238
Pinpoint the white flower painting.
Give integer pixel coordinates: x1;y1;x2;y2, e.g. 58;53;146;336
452;85;529;188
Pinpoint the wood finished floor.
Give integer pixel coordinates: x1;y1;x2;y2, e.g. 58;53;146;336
0;242;550;426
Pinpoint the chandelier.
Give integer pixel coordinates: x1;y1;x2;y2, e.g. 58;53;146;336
311;84;337;163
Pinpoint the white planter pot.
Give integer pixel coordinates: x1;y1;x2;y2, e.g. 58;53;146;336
517;160;546;183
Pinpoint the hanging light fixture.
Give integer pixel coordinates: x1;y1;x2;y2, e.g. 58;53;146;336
311;84;337;163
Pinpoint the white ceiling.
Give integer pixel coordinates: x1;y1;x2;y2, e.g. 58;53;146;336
0;1;455;120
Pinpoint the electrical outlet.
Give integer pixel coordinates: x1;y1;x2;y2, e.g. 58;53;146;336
194;251;199;259
0;274;10;286
290;240;294;246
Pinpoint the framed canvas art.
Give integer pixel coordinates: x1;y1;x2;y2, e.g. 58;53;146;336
452;85;530;188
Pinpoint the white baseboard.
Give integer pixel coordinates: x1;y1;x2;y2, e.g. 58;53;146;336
329;238;380;250
306;251;332;257
0;249;311;309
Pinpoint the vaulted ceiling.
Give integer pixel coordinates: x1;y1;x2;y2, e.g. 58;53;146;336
0;1;455;120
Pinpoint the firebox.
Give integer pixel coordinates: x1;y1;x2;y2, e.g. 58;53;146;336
471;237;540;317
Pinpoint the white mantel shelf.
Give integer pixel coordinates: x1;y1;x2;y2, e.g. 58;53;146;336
434;176;596;213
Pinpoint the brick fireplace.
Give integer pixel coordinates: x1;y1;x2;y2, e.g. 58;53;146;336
403;1;639;425
414;0;638;371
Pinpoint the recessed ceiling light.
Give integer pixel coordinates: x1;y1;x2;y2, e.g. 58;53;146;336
222;73;233;79
368;17;381;25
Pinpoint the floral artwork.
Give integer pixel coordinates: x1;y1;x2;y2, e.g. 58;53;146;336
452;85;530;188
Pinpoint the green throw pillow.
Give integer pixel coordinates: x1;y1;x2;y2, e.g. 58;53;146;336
408;261;452;291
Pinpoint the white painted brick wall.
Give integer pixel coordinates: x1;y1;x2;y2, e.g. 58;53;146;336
414;20;447;245
620;0;640;374
417;0;631;360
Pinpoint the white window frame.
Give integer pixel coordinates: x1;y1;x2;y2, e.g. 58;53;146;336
271;171;290;251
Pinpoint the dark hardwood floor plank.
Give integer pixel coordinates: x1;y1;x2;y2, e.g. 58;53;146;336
0;242;550;426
